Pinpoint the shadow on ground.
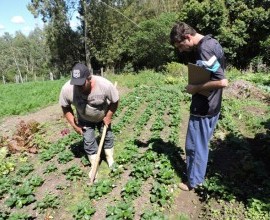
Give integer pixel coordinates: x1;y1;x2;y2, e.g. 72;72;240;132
204;118;270;209
134;138;187;181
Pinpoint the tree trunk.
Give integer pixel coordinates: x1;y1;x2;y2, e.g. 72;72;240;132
49;72;54;80
84;0;92;69
12;49;24;83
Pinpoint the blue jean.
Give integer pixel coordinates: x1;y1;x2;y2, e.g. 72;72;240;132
185;113;219;188
80;121;114;156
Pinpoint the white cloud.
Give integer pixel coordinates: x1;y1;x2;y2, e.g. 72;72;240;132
11;16;25;24
22;26;32;34
70;20;80;29
0;24;5;30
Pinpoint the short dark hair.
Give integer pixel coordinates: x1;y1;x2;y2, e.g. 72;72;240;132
170;22;197;45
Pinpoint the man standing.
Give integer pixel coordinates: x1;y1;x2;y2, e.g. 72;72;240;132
59;63;119;179
170;22;228;191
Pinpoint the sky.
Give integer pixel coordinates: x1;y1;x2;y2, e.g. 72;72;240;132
0;0;80;37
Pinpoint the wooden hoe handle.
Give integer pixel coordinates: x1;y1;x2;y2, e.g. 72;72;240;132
89;81;117;185
89;124;108;185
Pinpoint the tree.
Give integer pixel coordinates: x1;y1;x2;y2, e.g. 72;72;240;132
177;0;270;69
28;0;82;77
125;13;177;70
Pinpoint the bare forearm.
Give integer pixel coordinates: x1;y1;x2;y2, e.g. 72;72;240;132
107;101;118;117
62;106;82;134
104;101;119;125
186;79;228;95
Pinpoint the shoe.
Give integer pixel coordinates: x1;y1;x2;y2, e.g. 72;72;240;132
179;182;203;191
179;182;192;191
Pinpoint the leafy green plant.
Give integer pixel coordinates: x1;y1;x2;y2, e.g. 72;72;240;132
0;177;12;198
109;163;124;179
246;198;270;219
81;156;90;166
62;165;85;181
121;178;142;200
140;210;167;220
57;150;74;164
0;211;34;220
150;183;172;207
156;167;175;184
0;147;16;176
106;201;134;220
35;193;60;213
43;164;57;174
73;201;96;220
88;179;114;200
5;184;35;208
130;159;154;180
27;175;44;187
10;176;24;186
203;176;236;201
142;150;158;163
116;142;139;165
38;149;55;162
16;163;34;177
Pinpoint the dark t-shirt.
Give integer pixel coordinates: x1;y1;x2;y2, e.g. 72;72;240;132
190;35;226;116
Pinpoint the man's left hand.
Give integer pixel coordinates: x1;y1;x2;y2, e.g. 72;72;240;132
103;116;112;126
185;84;198;95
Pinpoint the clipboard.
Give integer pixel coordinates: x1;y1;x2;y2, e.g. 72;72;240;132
188;63;211;97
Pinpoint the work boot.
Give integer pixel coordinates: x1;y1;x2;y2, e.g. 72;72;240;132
87;154;98;179
104;148;114;168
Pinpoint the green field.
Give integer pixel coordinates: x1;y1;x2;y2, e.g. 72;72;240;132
0;70;269;219
0;79;66;119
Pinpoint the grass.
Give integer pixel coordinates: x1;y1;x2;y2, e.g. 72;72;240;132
0;79;66;119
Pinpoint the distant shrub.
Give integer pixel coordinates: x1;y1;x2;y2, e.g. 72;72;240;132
163;62;188;84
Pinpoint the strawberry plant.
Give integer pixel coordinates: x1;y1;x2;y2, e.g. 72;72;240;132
27;175;44;187
0;178;11;198
88;179;114;200
81;155;90;166
156;167;175;184
16;163;34;177
10;176;23;185
38;149;55;162
5;184;35;208
140;210;167;220
116;141;139;165
43;164;57;174
73;201;96;219
106;201;134;220
150;183;172;207
0;211;34;220
62;165;85;181
109;163;124;179
35;193;60;213
130;159;154;180
142;150;158;163
57;150;74;164
121;178;142;200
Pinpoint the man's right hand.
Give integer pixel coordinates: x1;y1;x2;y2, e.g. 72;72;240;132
62;106;83;135
73;125;83;135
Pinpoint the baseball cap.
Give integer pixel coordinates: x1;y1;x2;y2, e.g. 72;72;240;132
70;63;91;86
